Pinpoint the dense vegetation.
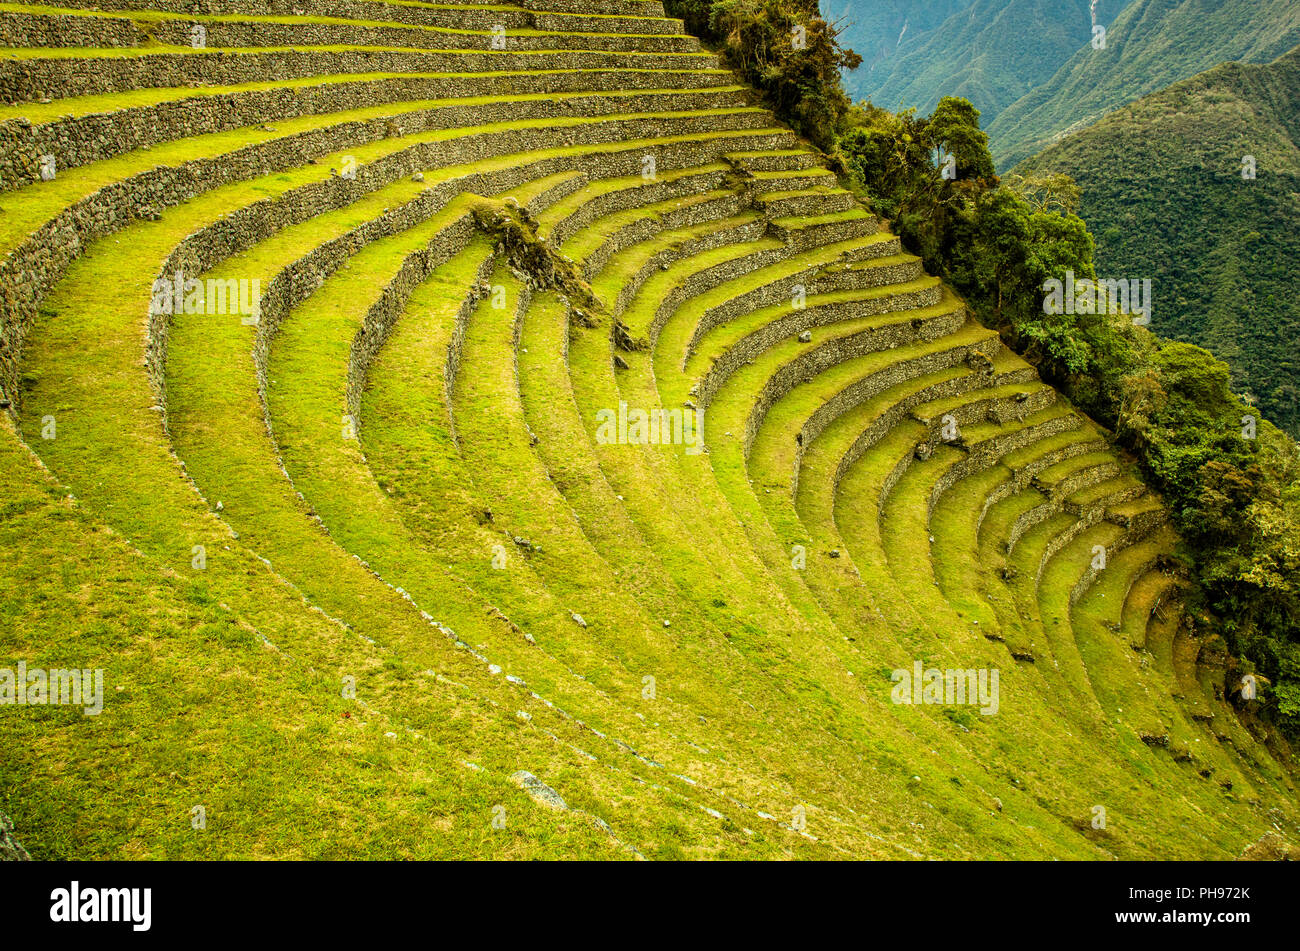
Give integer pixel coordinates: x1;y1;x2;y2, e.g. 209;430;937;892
989;0;1300;166
1016;47;1300;439
663;0;860;149
671;0;1300;737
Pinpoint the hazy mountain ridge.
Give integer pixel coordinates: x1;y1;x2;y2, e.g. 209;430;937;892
835;0;976;102
859;0;1124;125
838;0;1127;129
990;0;1300;167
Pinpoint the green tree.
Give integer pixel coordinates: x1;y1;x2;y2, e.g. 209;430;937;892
927;97;997;182
665;0;861;150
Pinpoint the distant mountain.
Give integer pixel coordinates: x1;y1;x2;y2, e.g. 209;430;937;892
845;0;1126;128
833;0;976;102
1016;45;1300;435
990;0;1300;167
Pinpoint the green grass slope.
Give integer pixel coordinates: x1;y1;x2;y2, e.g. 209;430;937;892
0;0;1296;859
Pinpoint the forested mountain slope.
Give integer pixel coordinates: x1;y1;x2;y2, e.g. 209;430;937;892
1017;44;1300;435
991;0;1300;166
836;0;975;102
848;0;1126;132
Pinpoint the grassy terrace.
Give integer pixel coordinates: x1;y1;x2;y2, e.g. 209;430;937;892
0;104;773;250
0;78;743;127
9;195;693;858
0;418;632;860
2;0;1295;860
0;2;686;40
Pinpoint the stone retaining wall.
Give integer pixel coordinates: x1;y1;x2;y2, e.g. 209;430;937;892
603;218;768;315
646;245;790;349
730;151;818;173
685;253;916;357
139;18;699;53
1069;524;1165;610
0;11;139;48
443;258;495;446
810;254;918;294
646;237;898;355
976;434;1107;536
752;169;834;192
731;301;966;458
0;47;719;103
1035;511;1106;586
780;216;877;255
759;190;854;218
1;109;792;414
1065;480;1143;517
696;283;946;422
1;83;748;190
1;0;683;36
1007;454;1126;555
345;216;482;423
1041;460;1119;499
940;407;1076;515
1107;501;1167;536
925;388;1064;522
584;191;749;279
519;0;668;18
786;328;989;497
821;348;1003;505
878;383;1053;516
547;167;730;250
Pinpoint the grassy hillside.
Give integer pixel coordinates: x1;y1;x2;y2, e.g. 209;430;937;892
1016;45;1300;436
991;0;1300;167
0;0;1296;860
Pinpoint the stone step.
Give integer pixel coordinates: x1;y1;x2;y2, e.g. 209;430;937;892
0;46;724;103
4;0;687;35
0;83;753;187
0;9;702;52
